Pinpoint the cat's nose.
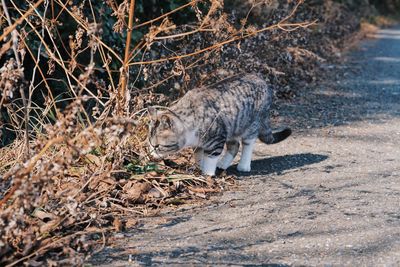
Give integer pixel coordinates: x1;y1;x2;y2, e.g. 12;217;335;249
150;150;162;160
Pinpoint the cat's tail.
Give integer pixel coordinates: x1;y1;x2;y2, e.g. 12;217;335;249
258;127;292;144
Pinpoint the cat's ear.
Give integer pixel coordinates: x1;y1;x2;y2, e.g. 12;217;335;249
148;106;157;120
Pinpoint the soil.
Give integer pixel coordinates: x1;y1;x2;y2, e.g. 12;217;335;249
89;25;400;266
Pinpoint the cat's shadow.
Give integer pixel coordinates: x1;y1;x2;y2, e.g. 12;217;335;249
224;153;328;177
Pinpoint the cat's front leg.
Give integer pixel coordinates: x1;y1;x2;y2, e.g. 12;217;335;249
201;154;219;176
201;138;225;176
237;138;256;172
217;140;240;170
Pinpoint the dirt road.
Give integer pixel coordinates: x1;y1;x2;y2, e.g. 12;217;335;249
92;26;400;266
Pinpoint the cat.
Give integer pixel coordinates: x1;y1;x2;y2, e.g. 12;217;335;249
148;73;291;176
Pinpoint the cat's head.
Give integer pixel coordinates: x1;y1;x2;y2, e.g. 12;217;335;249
148;107;186;159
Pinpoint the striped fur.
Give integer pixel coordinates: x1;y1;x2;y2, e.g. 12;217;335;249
148;73;291;176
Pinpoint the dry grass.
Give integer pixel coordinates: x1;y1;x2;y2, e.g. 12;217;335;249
0;0;369;264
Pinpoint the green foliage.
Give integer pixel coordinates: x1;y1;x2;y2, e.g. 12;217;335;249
125;161;160;174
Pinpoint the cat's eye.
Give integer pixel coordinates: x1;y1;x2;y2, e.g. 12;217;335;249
162;144;178;148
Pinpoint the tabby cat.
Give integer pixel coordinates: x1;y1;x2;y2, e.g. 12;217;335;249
148;73;291;176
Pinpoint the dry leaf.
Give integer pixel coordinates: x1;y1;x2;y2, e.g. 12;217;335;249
187;186;220;193
122;181;151;202
85;154;102;167
113;218;122;231
125;218;138;228
39;219;60;234
32;209;59;221
147;188;162;198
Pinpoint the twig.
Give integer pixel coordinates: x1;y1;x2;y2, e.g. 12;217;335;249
110;202;144;215
117;0;136;115
1;0;21;66
0;0;44;42
93;230;106;254
87;0;117;94
1;0;30;160
10;0;106;106
128;21;316;66
127;0;312;66
28;0;50;158
153;28;214;41
21;38;60;119
53;0;123;63
131;0;200;30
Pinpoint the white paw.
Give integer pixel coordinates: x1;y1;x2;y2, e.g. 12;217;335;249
202;170;216;176
201;157;218;176
237;164;251;172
